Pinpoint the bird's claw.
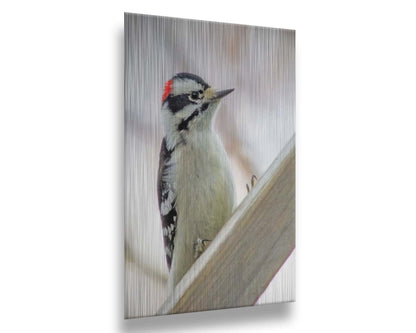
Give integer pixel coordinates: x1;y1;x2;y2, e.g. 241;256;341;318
193;238;211;258
246;174;257;193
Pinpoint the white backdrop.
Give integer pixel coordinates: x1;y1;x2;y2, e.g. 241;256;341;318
1;1;416;332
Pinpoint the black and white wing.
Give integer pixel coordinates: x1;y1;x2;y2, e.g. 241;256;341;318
157;138;177;270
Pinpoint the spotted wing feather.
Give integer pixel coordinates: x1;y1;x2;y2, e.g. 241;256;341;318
157;138;177;270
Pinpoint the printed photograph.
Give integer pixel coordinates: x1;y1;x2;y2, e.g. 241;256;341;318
124;13;295;319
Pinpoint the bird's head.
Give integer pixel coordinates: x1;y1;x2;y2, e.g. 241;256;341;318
161;73;233;147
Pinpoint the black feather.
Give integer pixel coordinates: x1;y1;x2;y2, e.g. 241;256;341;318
157;138;177;270
173;73;210;89
165;94;193;113
177;103;210;132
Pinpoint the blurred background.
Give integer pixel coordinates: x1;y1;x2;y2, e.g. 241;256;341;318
125;13;295;318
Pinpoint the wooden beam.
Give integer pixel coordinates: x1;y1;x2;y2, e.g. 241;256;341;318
157;136;296;315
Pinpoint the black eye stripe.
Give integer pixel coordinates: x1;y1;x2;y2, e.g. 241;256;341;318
165;94;194;113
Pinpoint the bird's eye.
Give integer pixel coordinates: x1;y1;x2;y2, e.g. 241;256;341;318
191;91;199;99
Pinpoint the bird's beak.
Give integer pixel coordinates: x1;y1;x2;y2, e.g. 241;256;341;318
213;88;234;100
205;88;234;101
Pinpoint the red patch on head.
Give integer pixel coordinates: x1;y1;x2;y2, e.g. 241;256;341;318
162;80;173;102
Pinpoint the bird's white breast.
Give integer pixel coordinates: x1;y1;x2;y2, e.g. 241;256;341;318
168;129;236;290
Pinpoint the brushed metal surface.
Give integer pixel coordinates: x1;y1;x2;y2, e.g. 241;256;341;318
124;13;295;319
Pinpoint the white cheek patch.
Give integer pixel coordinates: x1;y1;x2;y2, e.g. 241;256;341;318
174;103;199;118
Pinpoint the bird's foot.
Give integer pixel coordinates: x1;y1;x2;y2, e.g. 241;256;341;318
246;175;258;193
193;238;211;258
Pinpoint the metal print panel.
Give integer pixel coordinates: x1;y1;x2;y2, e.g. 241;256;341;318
124;13;295;319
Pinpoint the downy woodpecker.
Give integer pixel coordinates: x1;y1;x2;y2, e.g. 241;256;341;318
157;73;236;292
